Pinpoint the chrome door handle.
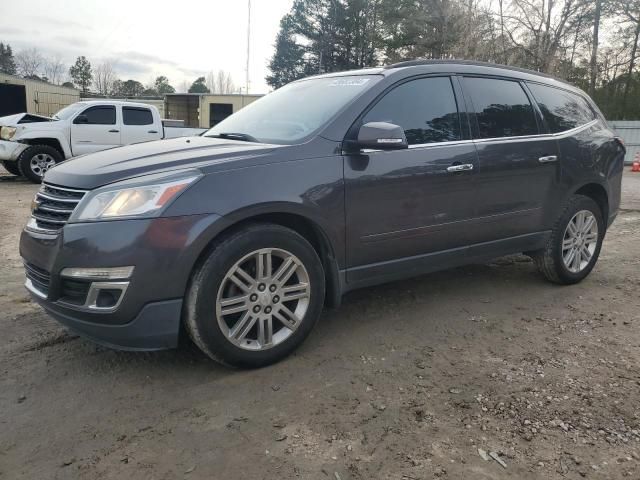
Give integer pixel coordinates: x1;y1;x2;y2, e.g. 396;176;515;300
108;129;120;133
447;163;474;173
148;130;158;134
538;155;558;163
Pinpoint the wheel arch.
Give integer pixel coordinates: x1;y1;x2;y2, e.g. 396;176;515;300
21;137;66;159
573;182;609;224
191;210;343;309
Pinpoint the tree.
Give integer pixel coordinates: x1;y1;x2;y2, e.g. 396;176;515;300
188;76;210;93
0;42;17;75
266;14;308;88
112;79;145;97
69;56;93;93
206;70;236;93
61;81;75;89
43;56;65;85
154;75;175;94
15;48;43;77
93;61;117;95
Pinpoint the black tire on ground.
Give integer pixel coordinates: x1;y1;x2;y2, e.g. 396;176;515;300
185;223;326;368
17;145;63;184
1;160;21;176
529;194;605;285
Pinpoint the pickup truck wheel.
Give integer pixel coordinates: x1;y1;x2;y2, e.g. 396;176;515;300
530;195;604;285
1;160;21;176
17;145;62;183
185;224;325;368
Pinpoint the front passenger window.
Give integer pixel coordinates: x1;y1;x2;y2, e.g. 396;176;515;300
362;77;461;145
77;106;116;125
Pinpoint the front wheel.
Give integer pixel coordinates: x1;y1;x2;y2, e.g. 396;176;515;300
530;195;604;285
17;145;62;183
185;224;325;368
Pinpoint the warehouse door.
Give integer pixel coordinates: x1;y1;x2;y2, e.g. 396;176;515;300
0;84;27;116
209;103;233;127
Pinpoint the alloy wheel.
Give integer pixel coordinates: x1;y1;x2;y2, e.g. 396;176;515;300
562;210;598;273
30;153;56;177
216;248;311;351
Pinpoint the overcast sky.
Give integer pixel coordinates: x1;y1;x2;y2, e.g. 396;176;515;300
1;0;294;93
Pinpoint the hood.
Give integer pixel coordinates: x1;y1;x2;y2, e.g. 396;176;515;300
45;136;285;189
0;113;54;126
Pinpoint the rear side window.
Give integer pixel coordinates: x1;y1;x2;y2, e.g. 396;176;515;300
123;107;153;125
463;77;538;139
79;106;116;125
527;83;595;133
362;76;461;145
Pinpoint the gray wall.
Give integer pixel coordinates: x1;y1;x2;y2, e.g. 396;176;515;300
609;121;640;165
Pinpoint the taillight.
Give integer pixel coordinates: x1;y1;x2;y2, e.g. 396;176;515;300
614;136;626;152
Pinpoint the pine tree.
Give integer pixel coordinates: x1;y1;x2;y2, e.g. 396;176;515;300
0;42;17;75
69;56;93;93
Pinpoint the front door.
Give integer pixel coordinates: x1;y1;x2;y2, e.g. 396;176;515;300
461;76;560;243
70;105;122;156
345;76;478;284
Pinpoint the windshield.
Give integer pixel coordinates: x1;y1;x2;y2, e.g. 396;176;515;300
205;75;380;144
53;104;83;120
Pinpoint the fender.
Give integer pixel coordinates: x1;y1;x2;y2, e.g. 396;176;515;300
16;129;72;158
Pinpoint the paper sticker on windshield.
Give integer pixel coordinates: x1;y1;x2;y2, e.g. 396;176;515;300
328;78;370;87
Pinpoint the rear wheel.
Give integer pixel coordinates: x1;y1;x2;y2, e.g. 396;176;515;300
185;224;325;368
1;160;21;176
530;195;604;284
17;145;62;183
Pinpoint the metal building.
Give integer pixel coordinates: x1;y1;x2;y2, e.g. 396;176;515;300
0;72;80;117
609;121;640;165
164;93;263;128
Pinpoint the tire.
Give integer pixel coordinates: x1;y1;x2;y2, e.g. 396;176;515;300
185;223;325;368
17;145;62;184
1;160;21;176
529;194;604;285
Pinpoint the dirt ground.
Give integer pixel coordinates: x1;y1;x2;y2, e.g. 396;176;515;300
1;170;640;480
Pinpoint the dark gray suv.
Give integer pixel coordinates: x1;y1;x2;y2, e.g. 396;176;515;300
20;60;624;367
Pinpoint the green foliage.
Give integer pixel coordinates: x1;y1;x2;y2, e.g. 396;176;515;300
188;76;210;93
154;75;175;94
0;42;17;75
113;79;145;97
69;56;93;93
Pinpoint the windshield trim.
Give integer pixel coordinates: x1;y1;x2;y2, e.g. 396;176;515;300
203;74;383;146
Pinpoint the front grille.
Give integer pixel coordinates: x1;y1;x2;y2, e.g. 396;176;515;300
30;183;87;233
24;262;51;296
60;278;91;306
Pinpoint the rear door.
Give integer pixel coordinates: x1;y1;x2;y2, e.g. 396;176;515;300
121;106;162;144
70;105;121;156
461;76;560;243
344;76;479;283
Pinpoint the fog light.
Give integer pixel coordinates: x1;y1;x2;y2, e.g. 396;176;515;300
60;266;134;280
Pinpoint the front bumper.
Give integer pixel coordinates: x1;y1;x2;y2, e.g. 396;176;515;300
20;212;229;350
0;139;27;161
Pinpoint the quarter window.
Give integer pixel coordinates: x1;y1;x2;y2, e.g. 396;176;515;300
463;77;538;139
123;107;153;125
527;83;595;133
78;106;116;125
362;77;461;145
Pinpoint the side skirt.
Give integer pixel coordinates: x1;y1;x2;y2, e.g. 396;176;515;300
341;231;550;293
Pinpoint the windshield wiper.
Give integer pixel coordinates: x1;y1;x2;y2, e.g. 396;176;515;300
207;132;260;143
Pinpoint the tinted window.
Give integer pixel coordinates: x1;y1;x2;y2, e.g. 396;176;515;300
123;107;153;125
464;77;538;138
362;77;461;145
527;83;595;133
79;106;116;125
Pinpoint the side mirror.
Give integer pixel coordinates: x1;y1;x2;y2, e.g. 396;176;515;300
74;114;88;124
357;122;408;150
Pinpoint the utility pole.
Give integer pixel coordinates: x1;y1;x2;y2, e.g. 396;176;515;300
245;0;251;95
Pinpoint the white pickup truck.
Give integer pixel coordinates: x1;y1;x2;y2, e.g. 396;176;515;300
0;100;205;183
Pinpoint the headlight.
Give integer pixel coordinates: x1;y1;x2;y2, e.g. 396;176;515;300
0;126;17;141
71;170;201;221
